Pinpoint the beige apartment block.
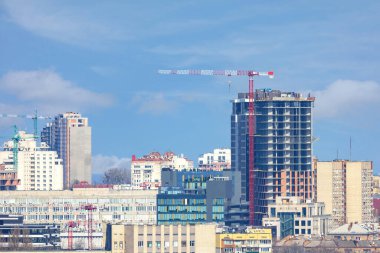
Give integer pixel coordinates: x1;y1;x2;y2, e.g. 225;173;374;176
316;160;373;229
109;224;216;253
373;175;380;194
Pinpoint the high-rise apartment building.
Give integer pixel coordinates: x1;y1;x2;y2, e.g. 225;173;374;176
41;112;91;188
316;160;373;229
0;131;63;191
231;89;315;225
198;148;231;170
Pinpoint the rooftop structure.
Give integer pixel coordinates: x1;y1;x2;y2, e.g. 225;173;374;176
198;148;231;171
216;227;272;253
329;223;379;241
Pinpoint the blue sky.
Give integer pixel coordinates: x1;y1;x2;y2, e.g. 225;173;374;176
0;1;379;174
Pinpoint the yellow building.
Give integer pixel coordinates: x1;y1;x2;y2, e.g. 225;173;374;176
108;223;216;253
316;160;373;229
216;228;272;253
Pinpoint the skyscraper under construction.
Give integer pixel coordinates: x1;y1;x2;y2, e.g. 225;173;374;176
231;89;315;225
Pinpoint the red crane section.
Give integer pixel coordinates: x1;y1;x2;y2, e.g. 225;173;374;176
158;69;274;225
83;204;97;250
67;221;76;250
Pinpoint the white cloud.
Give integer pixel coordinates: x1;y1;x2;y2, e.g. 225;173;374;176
92;154;131;174
0;69;114;114
131;92;177;115
130;91;217;115
312;79;380;118
1;0;129;49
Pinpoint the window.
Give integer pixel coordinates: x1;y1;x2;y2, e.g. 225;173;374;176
308;220;311;226
156;241;161;249
181;241;187;247
147;241;152;248
138;241;144;247
190;240;195;246
301;220;306;226
119;241;123;249
173;241;178;247
114;242;118;250
295;220;299;226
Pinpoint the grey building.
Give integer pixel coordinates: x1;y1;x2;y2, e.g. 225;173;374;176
231;89;314;225
41;112;92;188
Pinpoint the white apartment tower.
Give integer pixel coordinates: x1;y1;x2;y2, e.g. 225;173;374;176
198;148;231;170
41;112;91;188
0;131;63;190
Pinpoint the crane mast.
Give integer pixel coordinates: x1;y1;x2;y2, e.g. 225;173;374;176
158;69;274;225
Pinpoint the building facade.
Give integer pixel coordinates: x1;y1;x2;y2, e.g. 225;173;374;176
198;148;231;170
131;152;193;189
41;112;91;188
316;160;373;229
0;131;64;191
0;214;60;250
157;178;232;225
0;188;157;229
262;196;330;240
106;224;216;253
231;89;314;225
216;227;272;253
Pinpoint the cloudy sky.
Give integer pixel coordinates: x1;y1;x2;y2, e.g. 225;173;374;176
0;1;379;174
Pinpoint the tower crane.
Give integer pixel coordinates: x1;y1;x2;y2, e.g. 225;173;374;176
83;204;97;250
67;221;77;250
158;69;274;225
0;110;52;141
11;125;37;171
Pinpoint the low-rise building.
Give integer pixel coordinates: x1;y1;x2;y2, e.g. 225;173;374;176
216;227;272;253
328;223;379;241
0;214;60;250
131;152;193;189
262;196;330;240
198;148;231;171
106;223;216;253
0;187;157;226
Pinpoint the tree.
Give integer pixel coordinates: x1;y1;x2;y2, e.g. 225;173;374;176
102;168;130;185
9;227;20;250
21;229;32;250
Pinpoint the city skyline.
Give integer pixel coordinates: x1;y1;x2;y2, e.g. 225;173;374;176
0;1;379;176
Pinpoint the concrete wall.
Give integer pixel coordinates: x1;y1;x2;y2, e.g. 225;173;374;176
69;126;92;185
